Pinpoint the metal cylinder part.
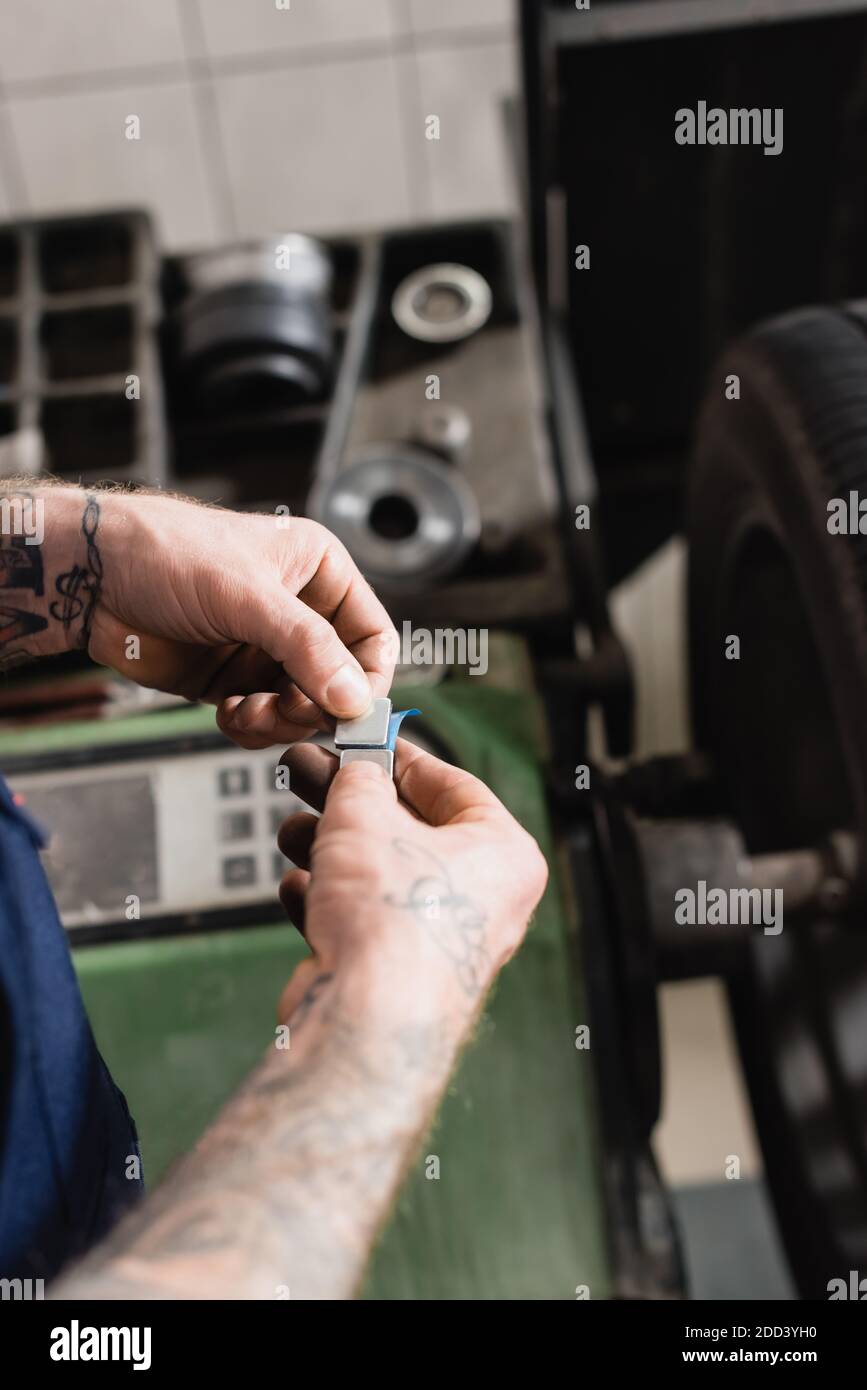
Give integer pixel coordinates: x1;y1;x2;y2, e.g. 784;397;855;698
314;445;480;591
176;233;334;407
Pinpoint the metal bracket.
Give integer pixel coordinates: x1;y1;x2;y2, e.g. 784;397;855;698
334;698;420;777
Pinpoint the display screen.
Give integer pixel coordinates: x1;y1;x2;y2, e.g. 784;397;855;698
21;775;159;916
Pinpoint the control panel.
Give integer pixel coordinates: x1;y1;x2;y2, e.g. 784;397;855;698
10;741;308;934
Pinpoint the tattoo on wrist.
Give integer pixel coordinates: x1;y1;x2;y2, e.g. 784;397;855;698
0;490;48;662
384;839;489;996
49;493;103;648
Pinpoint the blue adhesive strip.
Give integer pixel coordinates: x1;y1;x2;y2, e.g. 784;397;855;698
387;708;421;751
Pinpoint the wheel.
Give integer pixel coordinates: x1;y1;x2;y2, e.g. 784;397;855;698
687;304;867;1298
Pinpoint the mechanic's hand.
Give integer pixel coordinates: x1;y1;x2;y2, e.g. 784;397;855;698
76;489;395;745
275;741;548;1036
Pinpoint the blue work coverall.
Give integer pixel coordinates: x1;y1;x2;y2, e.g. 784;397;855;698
0;773;143;1283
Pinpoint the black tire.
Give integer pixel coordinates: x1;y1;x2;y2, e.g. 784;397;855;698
689;305;867;869
687;305;867;1299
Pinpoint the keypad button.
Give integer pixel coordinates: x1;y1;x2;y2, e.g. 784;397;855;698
218;767;251;797
222;855;257;888
220;810;254;842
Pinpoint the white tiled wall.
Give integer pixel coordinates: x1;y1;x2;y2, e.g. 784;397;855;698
415;39;518;220
197;0;399;59
214;54;412;236
0;0;519;249
0;0;188;85
407;0;514;35
8;82;218;246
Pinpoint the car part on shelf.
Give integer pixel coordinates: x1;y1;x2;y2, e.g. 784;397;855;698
391;262;492;343
164;218;571;632
314;445;481;592
174;233;334;408
413;403;472;464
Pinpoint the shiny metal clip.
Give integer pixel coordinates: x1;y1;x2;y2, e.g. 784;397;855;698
334;698;420;777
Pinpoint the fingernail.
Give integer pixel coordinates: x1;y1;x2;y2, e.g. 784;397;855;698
325;664;370;716
341;758;388;780
223;699;243;729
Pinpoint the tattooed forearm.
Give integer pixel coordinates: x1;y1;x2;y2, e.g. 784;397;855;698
0;607;48;654
47;841;494;1300
288;970;335;1029
0;491;48;665
50;973;461;1301
384;838;490;996
49;494;103;647
0;485;104;665
0;499;44;592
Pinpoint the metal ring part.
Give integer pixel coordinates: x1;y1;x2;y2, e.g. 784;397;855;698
315;445;480;590
391;263;492;343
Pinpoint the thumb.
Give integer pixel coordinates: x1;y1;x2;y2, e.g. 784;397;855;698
246;585;373;719
320;758;398;832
